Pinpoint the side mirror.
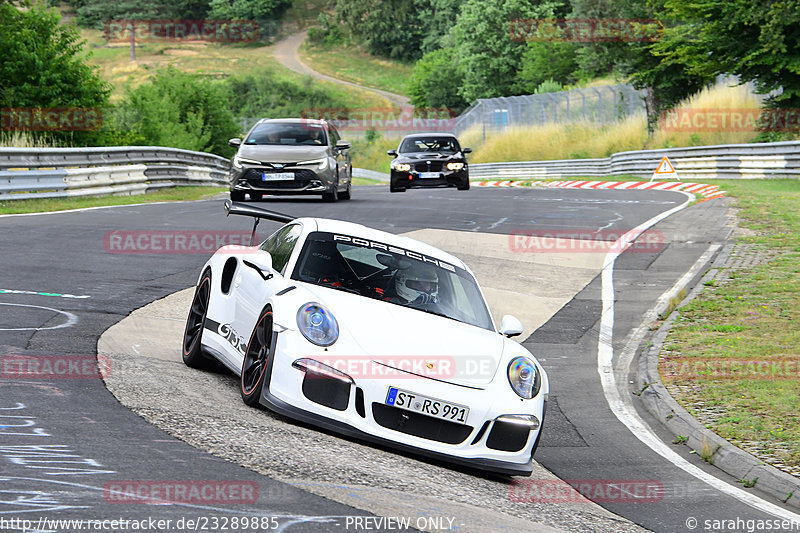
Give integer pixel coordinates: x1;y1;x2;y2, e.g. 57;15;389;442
229;138;242;148
462;147;472;154
336;140;351;150
387;149;397;157
499;315;524;338
243;250;273;280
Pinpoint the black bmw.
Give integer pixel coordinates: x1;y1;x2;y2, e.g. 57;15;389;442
387;133;471;193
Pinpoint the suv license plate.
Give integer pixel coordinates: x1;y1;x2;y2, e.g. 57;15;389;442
262;172;293;181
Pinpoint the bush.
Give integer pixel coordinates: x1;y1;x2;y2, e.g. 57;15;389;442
113;67;238;156
222;69;348;122
408;48;468;113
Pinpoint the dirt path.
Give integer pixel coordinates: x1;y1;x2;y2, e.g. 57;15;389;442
272;30;411;107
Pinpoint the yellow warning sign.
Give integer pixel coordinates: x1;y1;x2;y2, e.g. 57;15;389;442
651;156;678;181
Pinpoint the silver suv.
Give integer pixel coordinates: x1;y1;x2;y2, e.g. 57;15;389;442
229;118;352;202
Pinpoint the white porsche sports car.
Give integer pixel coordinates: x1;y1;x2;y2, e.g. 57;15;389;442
182;201;549;475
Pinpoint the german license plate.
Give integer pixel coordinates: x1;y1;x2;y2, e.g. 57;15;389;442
262;172;293;181
419;172;440;179
385;387;469;424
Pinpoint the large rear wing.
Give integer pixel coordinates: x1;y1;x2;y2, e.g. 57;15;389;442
223;200;295;245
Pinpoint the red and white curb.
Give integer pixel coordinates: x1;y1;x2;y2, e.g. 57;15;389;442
473;179;726;201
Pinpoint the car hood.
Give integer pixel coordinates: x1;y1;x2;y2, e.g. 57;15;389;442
395;152;463;162
238;144;328;164
300;284;504;388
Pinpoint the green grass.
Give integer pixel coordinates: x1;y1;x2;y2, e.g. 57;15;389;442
300;41;413;97
349;135;402;174
660;179;800;470
78;27;387;109
0;187;224;215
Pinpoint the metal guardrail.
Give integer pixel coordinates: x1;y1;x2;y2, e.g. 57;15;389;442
0;146;229;200
2;140;798;200
469;140;800;180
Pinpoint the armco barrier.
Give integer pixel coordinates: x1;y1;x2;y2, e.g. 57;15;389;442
469;140;800;180
2;140;798;200
0;146;229;200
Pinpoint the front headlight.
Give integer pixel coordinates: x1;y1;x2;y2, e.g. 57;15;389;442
232;155;261;168
446;162;465;171
393;163;411;172
297;302;339;346
507;356;540;399
297;158;328;170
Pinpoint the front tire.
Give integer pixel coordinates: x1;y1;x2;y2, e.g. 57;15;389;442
339;180;351;200
457;178;470;191
322;184;339;202
241;306;273;407
390;180;406;193
182;270;213;369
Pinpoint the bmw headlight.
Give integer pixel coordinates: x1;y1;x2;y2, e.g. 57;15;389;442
394;163;411;172
446;162;464;170
297;302;339;346
232;155;261;168
507;356;540;399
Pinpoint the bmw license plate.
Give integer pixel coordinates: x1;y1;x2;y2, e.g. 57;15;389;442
419;172;440;179
261;172;293;181
386;387;469;424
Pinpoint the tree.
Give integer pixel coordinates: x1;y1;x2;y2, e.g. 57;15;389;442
334;0;425;60
513;41;579;93
0;2;109;108
568;0;712;133
407;48;468;112
657;0;800;111
452;0;568;102
113;67;238;156
208;0;292;25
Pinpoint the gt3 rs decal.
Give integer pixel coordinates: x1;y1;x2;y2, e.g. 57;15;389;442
205;319;248;355
332;234;456;272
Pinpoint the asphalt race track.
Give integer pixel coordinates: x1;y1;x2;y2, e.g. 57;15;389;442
1;186;798;532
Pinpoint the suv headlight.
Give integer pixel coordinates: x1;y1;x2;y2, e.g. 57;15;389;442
232;155;261;168
507;356;541;399
297;158;328;170
447;162;464;171
393;163;411;172
297;303;339;346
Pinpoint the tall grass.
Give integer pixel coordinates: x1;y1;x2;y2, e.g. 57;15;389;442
470;83;780;163
0;131;55;148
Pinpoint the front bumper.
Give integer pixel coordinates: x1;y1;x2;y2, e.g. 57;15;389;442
390;168;468;189
261;331;547;476
231;167;334;195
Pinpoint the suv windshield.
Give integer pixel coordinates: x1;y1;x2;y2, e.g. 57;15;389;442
291;232;493;331
245;122;327;146
399;136;460;154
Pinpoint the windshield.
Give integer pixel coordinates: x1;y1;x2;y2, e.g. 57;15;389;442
290;232;494;331
399;136;460;154
245;122;328;146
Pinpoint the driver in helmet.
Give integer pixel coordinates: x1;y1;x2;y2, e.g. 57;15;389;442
394;265;438;305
